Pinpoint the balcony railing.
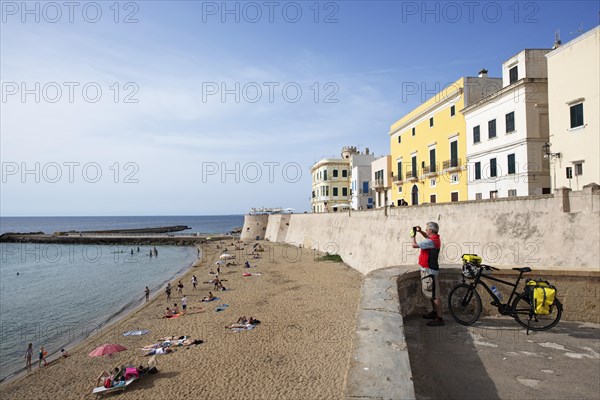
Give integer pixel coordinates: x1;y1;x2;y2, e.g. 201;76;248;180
393;175;403;184
406;170;418;181
422;164;438;175
372;179;385;189
443;158;462;171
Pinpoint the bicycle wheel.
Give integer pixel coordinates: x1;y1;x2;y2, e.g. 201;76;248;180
448;284;482;325
512;293;562;331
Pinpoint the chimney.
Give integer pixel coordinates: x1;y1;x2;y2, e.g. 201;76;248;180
365;148;369;155
553;30;562;50
478;68;488;78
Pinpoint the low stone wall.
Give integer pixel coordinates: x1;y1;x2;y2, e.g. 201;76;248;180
397;267;600;324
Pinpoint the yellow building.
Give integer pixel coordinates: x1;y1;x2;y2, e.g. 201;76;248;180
389;74;501;205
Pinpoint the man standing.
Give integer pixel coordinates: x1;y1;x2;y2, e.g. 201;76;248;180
145;286;150;302
412;222;443;326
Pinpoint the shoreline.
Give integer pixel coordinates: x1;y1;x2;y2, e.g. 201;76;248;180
1;240;363;400
0;243;203;385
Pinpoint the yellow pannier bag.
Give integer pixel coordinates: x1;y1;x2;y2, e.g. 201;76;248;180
525;280;557;315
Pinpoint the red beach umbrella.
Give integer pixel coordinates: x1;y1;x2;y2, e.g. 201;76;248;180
89;343;128;357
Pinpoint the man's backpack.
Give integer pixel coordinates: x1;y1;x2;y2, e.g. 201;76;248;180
524;280;557;315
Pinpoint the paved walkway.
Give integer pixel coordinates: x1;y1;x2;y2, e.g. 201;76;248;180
405;316;600;400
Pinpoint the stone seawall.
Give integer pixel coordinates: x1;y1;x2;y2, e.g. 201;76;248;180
250;187;599;275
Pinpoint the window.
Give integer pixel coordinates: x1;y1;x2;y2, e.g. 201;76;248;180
430;178;436;187
342;170;348;178
451;192;459;202
574;162;583;176
450;141;458;167
490;158;497;177
475;162;481;180
362;181;369;194
332;169;338;178
451;173;459;183
488;119;496;139
429;149;436;172
430;194;437;203
397;161;402;180
429;117;434;127
342;187;348;196
412;127;416;136
509;66;518;84
323;170;328;181
333;187;338;196
506;112;515;133
411;156;417;177
507;154;516;174
398;186;403;193
542;188;551;194
490;190;498;199
508;189;517;197
473;126;480;143
475;193;482;200
566;167;573;179
570;103;584;128
398;135;401;143
450;105;455;116
325;186;329;196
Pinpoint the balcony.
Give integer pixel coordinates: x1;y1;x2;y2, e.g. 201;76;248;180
406;170;418;182
422;164;438;177
393;175;404;185
372;179;385;190
442;158;462;172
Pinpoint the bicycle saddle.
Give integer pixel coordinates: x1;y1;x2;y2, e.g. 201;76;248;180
512;267;532;273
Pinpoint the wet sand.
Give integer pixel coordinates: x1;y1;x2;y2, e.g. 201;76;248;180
0;241;363;400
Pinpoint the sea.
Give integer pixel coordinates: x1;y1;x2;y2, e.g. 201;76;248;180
0;215;244;380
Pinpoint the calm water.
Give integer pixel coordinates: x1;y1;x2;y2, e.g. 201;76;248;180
0;215;244;380
0;215;244;235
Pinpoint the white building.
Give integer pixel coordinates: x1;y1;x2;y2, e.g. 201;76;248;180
546;26;600;191
371;155;392;208
463;50;552;200
350;149;376;210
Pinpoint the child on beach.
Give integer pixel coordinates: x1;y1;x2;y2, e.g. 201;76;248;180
38;346;47;367
173;304;179;314
25;343;33;372
162;308;173;318
191;275;197;290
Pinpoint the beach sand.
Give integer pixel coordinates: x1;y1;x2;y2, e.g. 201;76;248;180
1;241;363;399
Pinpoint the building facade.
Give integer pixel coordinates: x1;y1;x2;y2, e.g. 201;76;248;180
371;155;392;208
546;26;600;191
350;150;376;210
310;146;357;213
389;75;502;206
463;49;552;200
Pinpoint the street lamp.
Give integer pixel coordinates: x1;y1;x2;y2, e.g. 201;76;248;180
542;142;561;159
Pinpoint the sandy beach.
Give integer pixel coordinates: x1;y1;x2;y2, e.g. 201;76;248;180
0;241;363;400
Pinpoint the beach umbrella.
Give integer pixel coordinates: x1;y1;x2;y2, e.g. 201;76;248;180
89;343;127;357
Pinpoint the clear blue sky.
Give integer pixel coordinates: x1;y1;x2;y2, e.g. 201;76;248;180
1;1;598;216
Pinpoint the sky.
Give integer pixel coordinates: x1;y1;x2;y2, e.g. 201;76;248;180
1;0;599;216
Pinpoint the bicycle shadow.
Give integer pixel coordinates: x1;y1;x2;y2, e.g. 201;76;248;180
404;315;502;400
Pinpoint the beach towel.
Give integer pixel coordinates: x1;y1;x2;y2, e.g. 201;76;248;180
123;330;150;336
230;324;256;333
215;304;229;312
166;313;182;319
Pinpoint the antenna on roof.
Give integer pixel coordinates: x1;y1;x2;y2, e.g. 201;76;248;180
553;30;562;49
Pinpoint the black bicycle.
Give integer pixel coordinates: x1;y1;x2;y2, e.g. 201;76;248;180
448;259;562;331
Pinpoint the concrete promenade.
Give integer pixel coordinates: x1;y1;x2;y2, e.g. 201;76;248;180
345;266;600;400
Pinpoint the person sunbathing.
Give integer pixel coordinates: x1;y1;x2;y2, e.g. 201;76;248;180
237;316;248;324
172;304;179;314
201;292;215;302
144;346;173;356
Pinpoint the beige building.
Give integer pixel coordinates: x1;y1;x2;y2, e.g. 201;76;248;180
546;26;600;190
310;146;356;213
370;155;392;208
